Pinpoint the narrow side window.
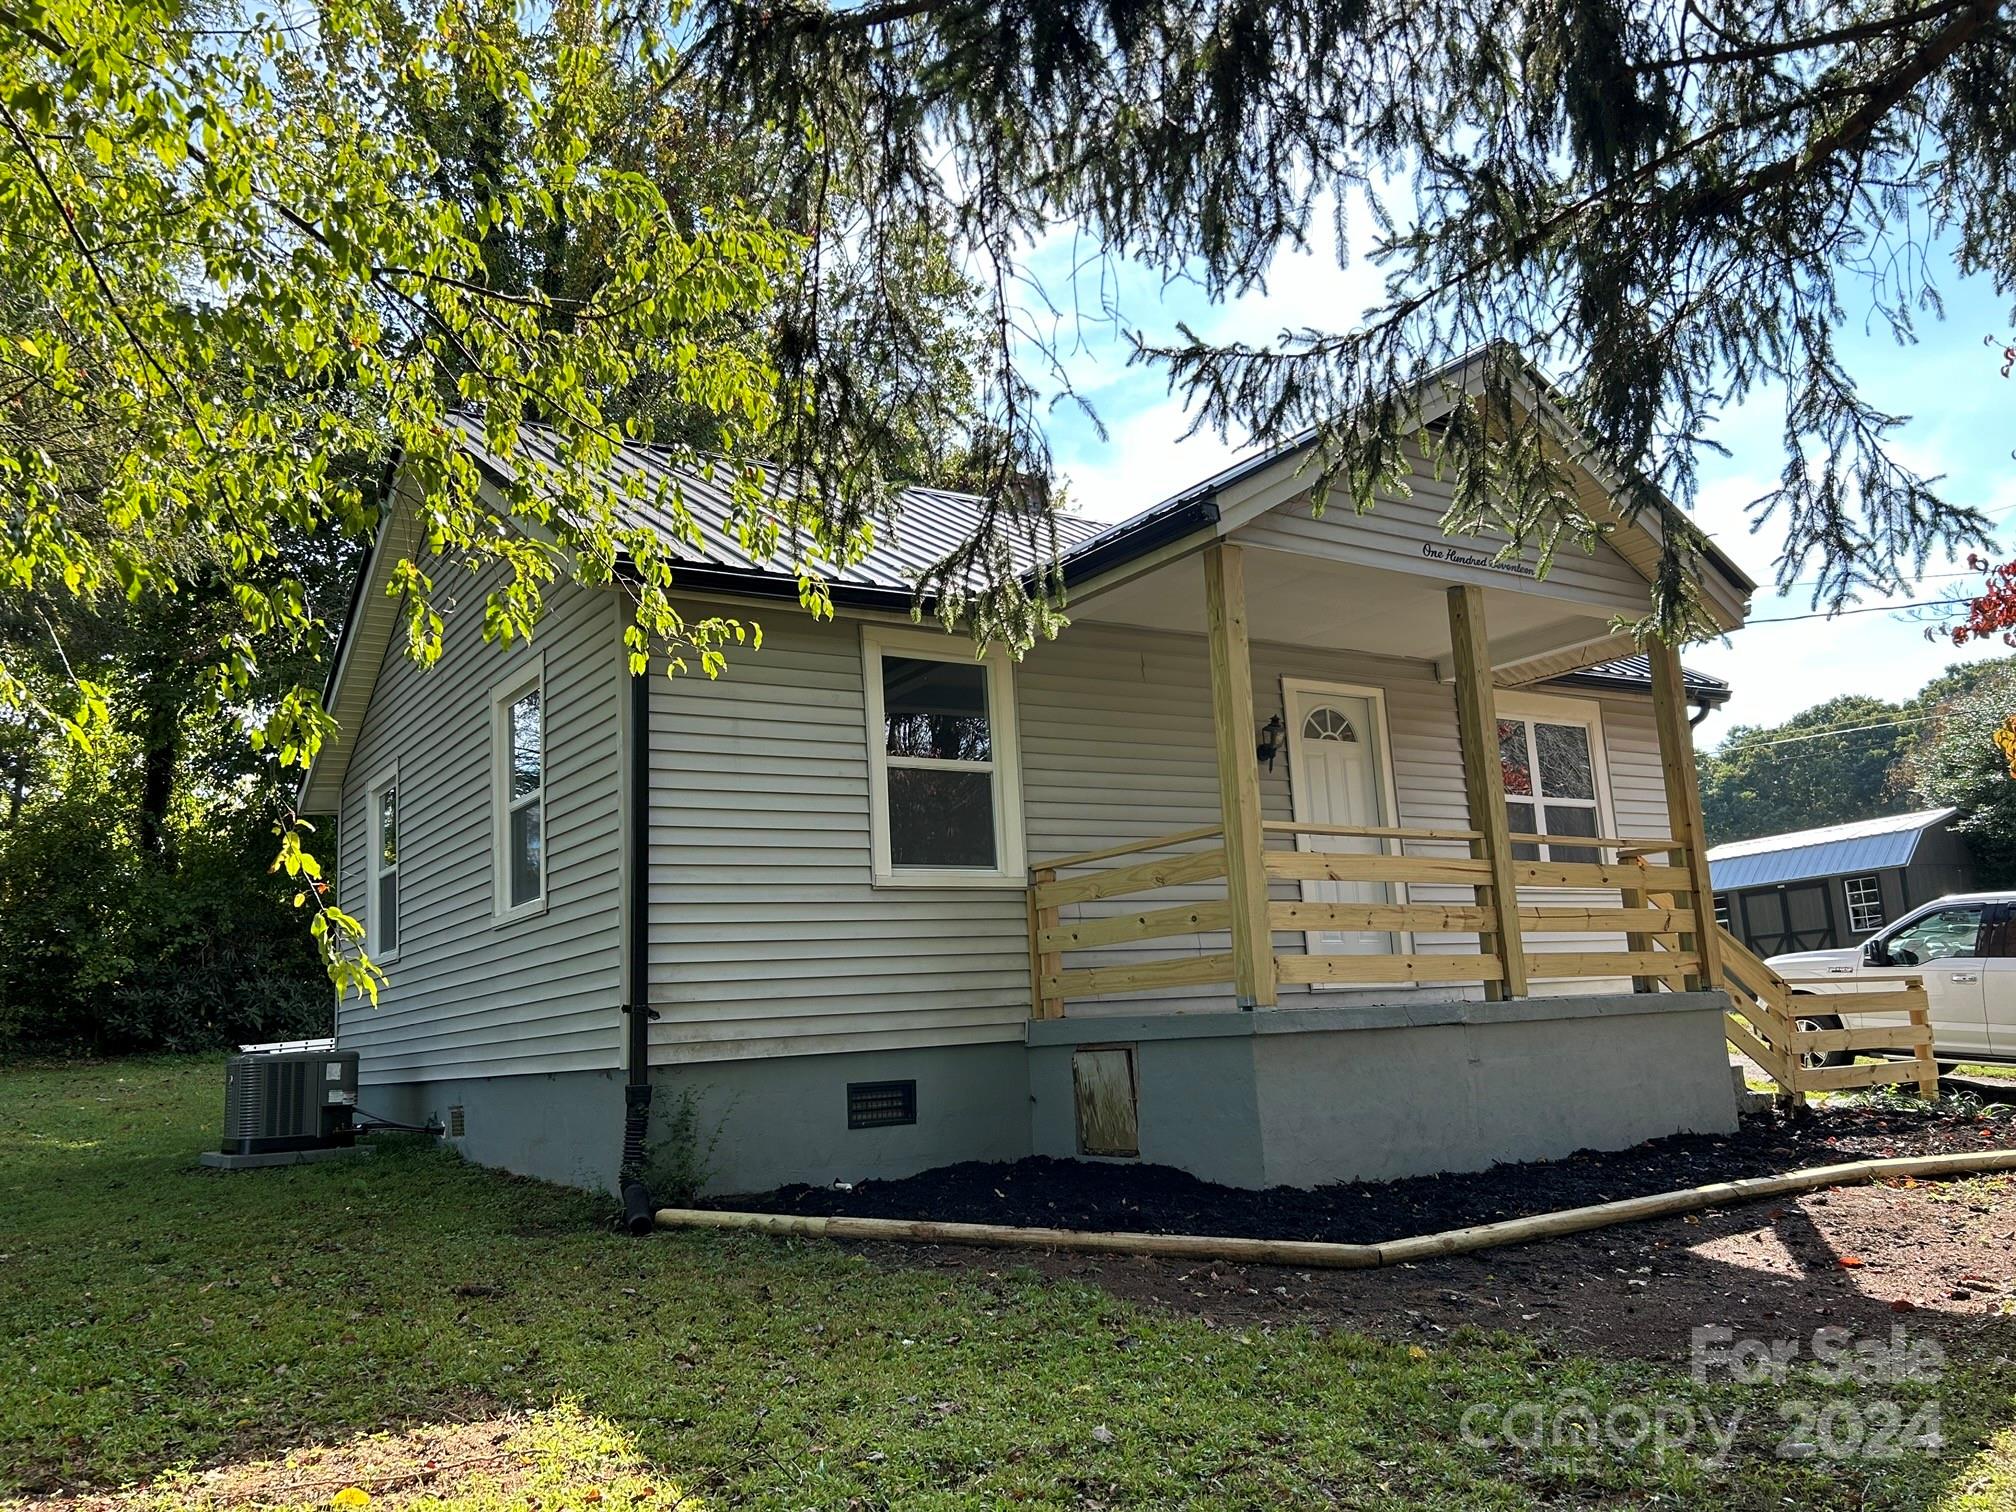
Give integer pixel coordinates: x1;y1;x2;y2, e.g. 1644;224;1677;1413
493;663;546;918
367;774;399;959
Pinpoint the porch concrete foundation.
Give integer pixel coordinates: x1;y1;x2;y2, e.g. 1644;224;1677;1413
1027;991;1739;1188
356;991;1738;1197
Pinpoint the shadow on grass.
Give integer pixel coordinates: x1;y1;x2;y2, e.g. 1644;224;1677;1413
4;1056;2014;1510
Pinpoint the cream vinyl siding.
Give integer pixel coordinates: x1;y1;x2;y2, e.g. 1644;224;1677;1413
335;571;625;1081
644;615;1032;1064
1234;467;1657;618
643;613;1679;1053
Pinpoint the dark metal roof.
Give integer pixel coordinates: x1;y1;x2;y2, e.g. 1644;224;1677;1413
451;418;1726;699
1551;654;1731;706
453;416;1110;608
1708;808;1959;891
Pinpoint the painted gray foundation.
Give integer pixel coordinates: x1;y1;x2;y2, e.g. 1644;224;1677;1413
653;1043;1031;1195
361;991;1739;1196
366;1070;627;1192
1027;992;1740;1188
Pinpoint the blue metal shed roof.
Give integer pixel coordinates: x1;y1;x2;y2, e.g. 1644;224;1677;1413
1706;808;1958;892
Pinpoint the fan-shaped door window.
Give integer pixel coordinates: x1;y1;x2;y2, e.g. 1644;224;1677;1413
1302;706;1359;743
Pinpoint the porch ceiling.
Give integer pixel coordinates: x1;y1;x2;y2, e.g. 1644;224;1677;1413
1069;547;1619;668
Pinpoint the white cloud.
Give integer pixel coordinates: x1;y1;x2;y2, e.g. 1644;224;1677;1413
1036;213;2016;742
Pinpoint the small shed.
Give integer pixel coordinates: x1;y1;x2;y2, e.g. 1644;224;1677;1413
1707;808;1976;956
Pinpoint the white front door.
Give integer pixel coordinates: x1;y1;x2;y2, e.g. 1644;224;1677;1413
1283;682;1401;975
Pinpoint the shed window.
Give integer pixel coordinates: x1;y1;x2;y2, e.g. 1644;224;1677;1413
1844;874;1885;934
1495;696;1610;863
492;662;545;918
863;627;1024;886
367;773;399;959
1714;895;1730;931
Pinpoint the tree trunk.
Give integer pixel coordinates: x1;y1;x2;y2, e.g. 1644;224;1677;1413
136;702;179;872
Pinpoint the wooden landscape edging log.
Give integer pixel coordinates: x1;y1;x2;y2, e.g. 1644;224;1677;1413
655;1148;2016;1269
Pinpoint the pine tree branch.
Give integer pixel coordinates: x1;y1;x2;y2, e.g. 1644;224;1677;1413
1732;0;2002;200
1637;0;1977;73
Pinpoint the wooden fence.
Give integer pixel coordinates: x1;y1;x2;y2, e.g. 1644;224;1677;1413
1026;820;1703;1012
1026;823;1942;1103
1717;927;1939;1103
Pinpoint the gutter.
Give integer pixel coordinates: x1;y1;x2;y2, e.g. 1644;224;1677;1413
619;621;657;1234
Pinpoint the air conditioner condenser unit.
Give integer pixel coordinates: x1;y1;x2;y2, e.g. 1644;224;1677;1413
199;1046;361;1169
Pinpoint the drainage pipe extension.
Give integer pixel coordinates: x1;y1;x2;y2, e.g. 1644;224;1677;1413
618;651;654;1196
653;1147;2016;1269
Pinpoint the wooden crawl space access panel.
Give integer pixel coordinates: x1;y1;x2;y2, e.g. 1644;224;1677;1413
1073;1046;1140;1158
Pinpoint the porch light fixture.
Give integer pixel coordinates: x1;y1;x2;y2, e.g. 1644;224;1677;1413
1256;713;1285;771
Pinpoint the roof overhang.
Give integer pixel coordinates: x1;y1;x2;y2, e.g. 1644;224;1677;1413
1178;350;1755;638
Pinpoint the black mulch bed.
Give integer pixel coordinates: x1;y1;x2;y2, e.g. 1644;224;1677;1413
711;1102;2016;1246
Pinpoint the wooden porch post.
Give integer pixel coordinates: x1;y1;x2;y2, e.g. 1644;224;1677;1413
1648;639;1725;991
1202;543;1277;1009
1445;585;1529;1000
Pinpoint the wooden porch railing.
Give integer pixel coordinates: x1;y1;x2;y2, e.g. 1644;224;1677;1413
1027;831;1942;1103
1026;821;1705;1016
1717;925;1939;1104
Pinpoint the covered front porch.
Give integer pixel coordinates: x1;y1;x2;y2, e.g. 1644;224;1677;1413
1011;539;1933;1181
1023;541;1727;1018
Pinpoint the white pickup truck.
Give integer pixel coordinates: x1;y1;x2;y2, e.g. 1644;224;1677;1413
1766;892;2016;1068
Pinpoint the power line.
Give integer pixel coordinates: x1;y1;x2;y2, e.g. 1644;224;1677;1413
1744;597;1959;625
1769;568;1981;592
1713;714;1934;754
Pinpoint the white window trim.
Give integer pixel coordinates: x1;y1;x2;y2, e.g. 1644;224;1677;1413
1493;689;1618;862
862;624;1026;888
365;763;400;963
491;655;548;923
1845;874;1885;933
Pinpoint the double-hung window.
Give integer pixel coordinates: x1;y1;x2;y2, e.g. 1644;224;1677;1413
1495;695;1611;863
863;626;1025;886
1845;874;1885;933
493;661;546;918
367;770;399;959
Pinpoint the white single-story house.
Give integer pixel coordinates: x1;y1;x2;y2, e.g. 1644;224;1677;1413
299;355;1757;1195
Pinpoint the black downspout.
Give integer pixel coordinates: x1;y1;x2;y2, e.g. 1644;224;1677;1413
620;659;656;1234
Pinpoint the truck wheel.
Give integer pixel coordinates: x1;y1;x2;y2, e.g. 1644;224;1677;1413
1793;1009;1851;1070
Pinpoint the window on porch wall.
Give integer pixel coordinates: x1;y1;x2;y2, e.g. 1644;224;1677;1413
1497;716;1600;863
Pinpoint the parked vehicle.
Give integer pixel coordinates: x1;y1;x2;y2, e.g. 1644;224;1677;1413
1767;893;2016;1069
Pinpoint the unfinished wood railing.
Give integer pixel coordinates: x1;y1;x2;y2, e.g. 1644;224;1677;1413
1717;926;1939;1103
1026;821;1710;1016
1027;827;1232;1017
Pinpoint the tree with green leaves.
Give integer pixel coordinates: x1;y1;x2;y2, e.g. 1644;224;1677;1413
0;0;1011;1000
1698;695;1918;844
7;0;2015;999
1895;660;2016;883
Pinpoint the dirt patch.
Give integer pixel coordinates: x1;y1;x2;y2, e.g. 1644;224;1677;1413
718;1103;2016;1244
711;1103;2016;1362
14;1406;677;1512
866;1174;2016;1360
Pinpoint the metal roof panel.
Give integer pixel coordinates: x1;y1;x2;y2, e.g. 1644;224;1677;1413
1706;807;1959;891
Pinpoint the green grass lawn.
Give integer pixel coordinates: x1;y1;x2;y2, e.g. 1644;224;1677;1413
4;1057;2015;1509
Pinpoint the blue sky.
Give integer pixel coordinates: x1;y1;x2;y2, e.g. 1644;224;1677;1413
1028;224;2016;746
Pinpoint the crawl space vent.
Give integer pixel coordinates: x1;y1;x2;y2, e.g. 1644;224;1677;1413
847;1080;917;1130
447;1104;466;1138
